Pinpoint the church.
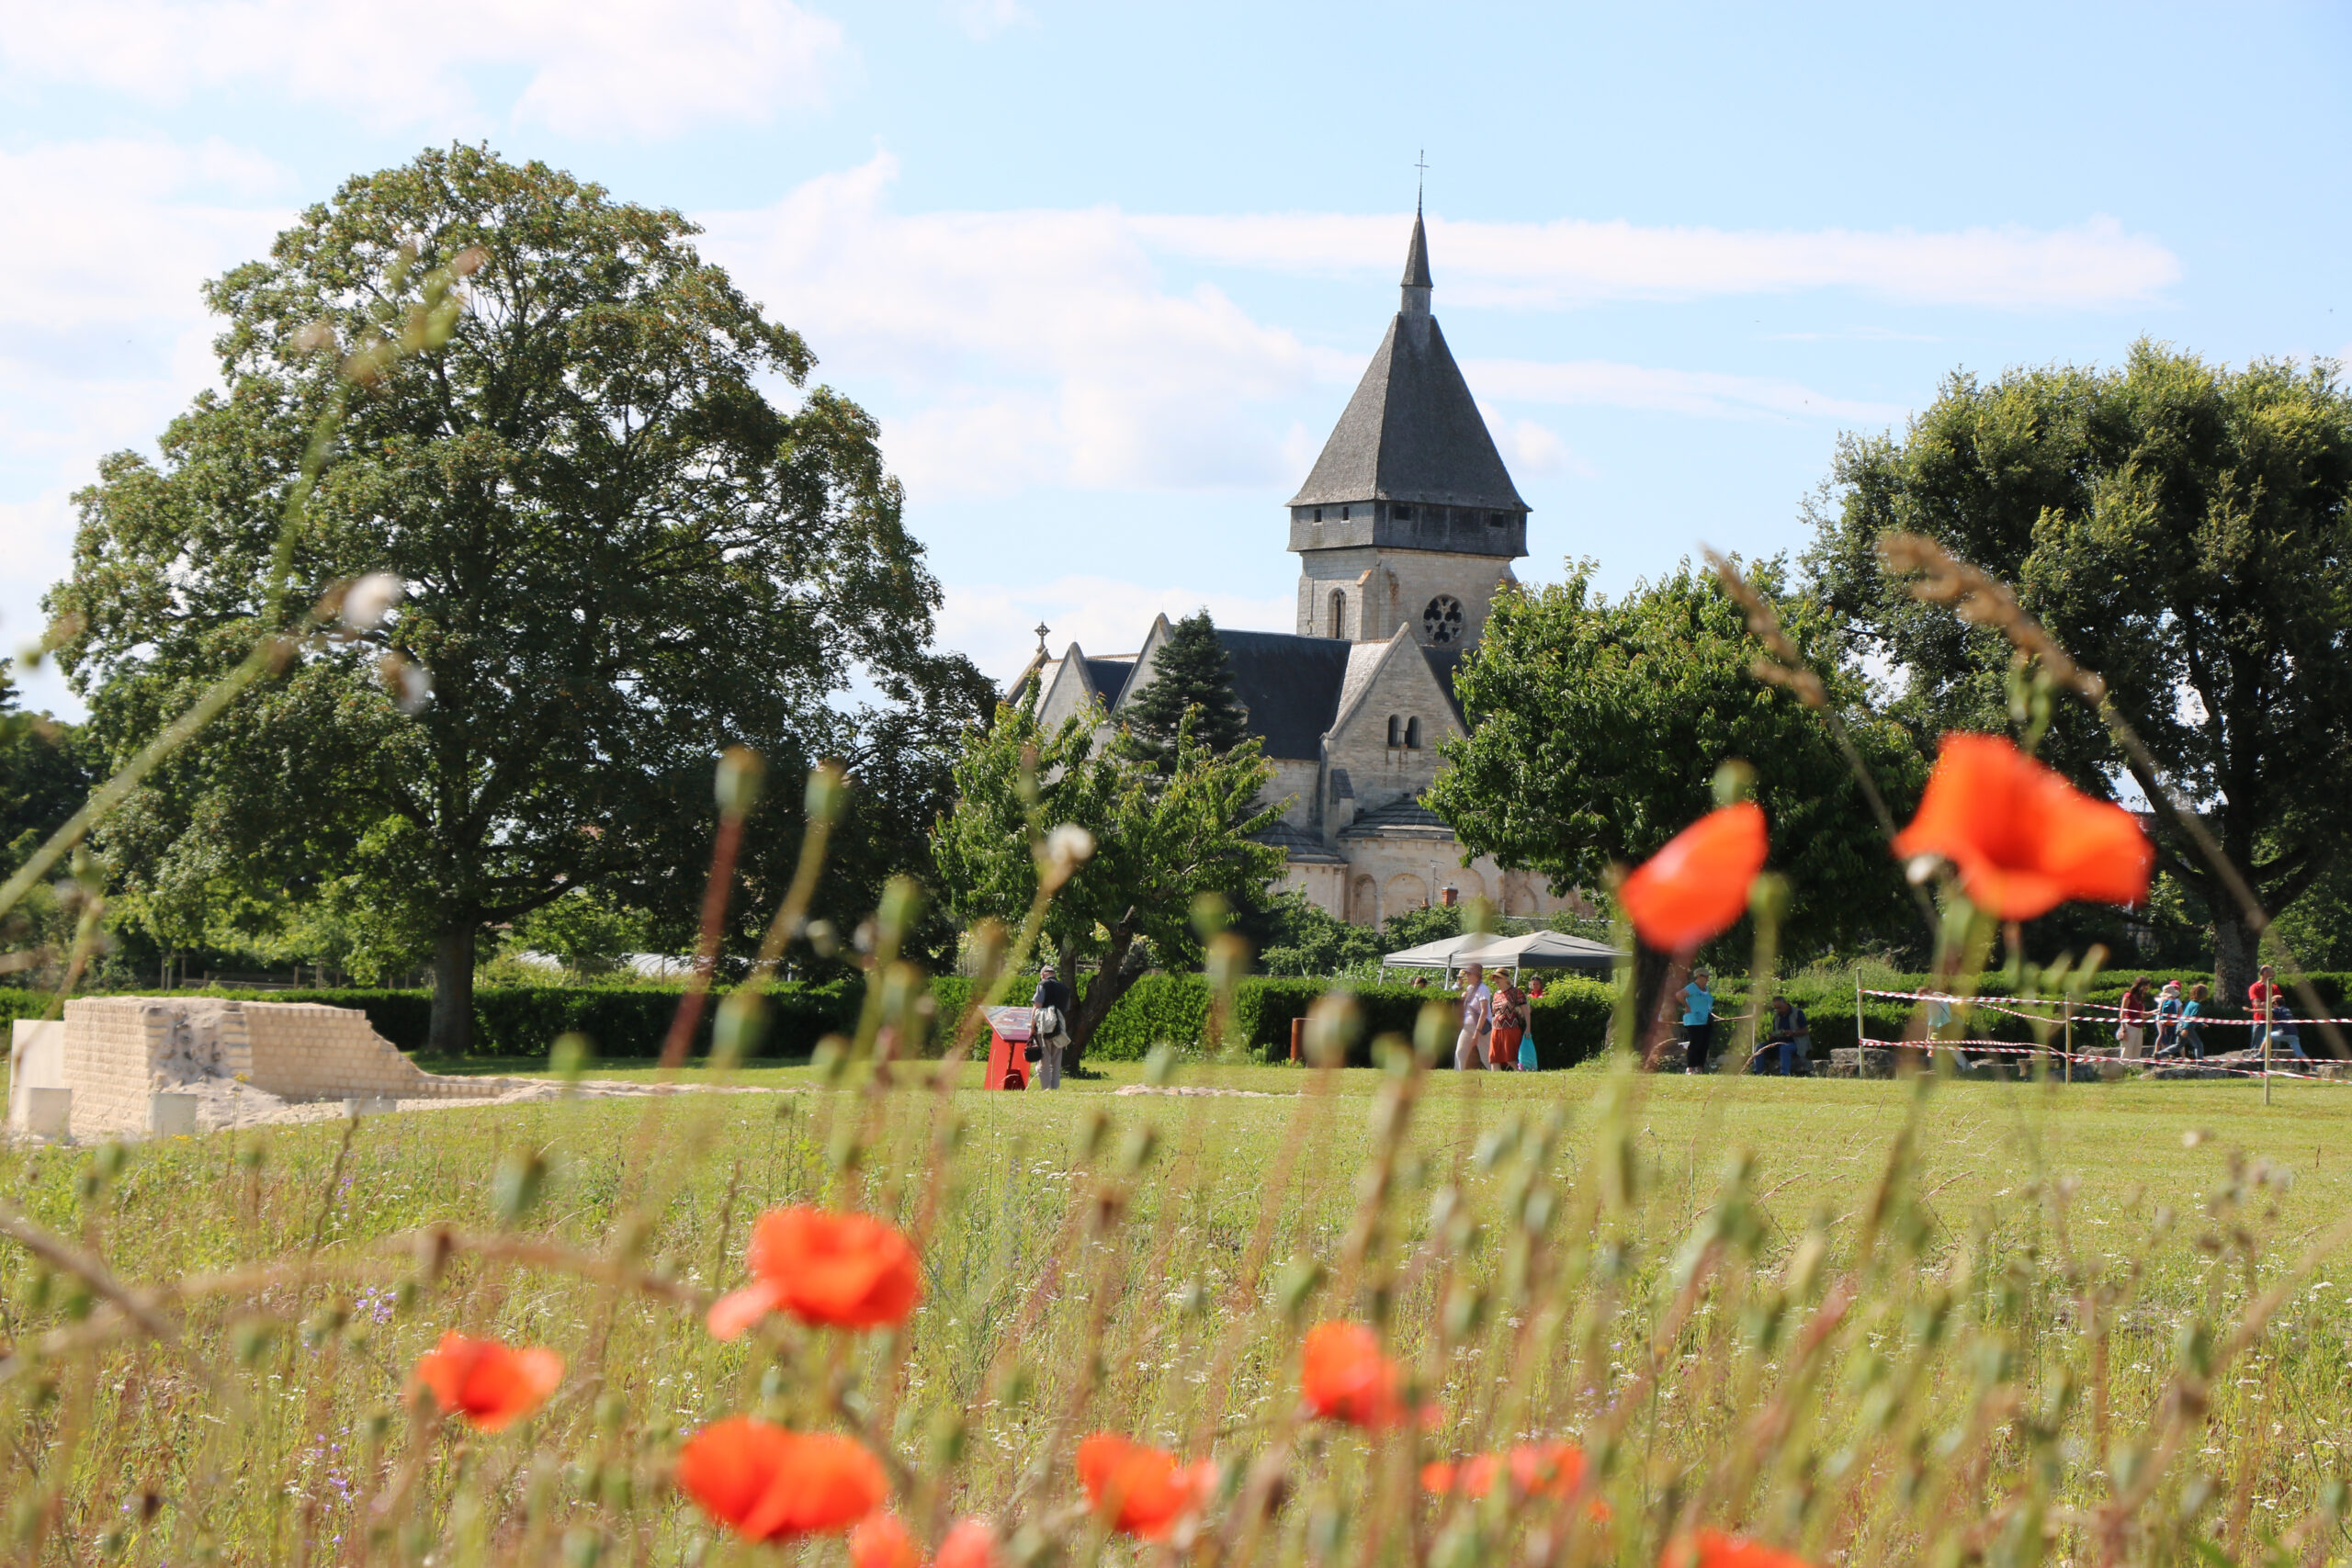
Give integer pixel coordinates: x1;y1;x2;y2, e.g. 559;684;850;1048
1013;209;1575;927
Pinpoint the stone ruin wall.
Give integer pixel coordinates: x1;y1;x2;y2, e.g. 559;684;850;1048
56;997;488;1141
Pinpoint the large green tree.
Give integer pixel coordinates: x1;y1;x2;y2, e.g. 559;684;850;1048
0;671;96;878
1805;343;2352;1000
931;696;1284;1059
51;145;988;1050
1426;560;1928;1020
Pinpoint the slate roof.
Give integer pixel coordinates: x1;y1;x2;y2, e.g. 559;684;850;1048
1216;629;1354;761
1288;216;1525;513
1251;819;1349;864
1340;797;1457;839
1083;657;1135;706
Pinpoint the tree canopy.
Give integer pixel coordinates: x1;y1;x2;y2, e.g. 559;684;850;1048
1118;610;1249;769
50;144;989;1047
930;694;1284;1059
1426;559;1928;1007
1804;341;2352;998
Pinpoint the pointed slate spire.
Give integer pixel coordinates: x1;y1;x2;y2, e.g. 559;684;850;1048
1400;197;1432;314
1287;209;1523;517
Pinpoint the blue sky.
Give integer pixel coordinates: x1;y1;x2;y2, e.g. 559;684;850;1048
3;1;2346;716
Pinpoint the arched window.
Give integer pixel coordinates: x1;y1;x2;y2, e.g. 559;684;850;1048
1406;716;1423;749
1386;715;1402;748
1329;590;1346;638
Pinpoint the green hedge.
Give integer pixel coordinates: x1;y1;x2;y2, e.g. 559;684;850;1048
15;967;2339;1072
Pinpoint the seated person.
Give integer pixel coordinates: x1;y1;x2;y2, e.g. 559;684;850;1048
1753;995;1812;1076
2270;1003;2308;1060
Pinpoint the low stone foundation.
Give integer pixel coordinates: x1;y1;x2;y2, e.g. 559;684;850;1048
40;998;522;1141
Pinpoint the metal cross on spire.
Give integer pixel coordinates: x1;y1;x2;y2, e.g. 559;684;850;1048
1415;149;1428;213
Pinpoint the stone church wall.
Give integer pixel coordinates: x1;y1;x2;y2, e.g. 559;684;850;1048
1261;758;1320;830
1295;547;1518;649
1324;656;1457;814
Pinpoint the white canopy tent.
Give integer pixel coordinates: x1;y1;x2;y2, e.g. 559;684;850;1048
1380;929;1624;981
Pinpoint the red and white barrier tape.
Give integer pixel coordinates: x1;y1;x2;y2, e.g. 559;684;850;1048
1855;1037;2348;1084
1860;987;2350;1029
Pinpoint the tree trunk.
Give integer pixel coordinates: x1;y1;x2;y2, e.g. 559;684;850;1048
1066;910;1141;1068
429;924;477;1057
1631;942;1679;1063
2213;915;2259;1014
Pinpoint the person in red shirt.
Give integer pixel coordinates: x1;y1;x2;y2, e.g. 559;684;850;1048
2248;964;2282;1052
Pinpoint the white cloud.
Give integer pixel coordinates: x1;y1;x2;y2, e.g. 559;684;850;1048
1131;212;2181;310
948;0;1035;39
698;156;1351;498
0;0;854;137
0;140;288;335
939;576;1295;686
0;141;297;708
1469;358;1909;425
1477;408;1591;479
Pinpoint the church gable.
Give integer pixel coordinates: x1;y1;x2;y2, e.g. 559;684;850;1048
1035;645;1111;733
1326;626;1463;810
1104;614;1175;724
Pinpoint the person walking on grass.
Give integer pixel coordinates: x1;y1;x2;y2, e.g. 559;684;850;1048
2116;976;2154;1060
1678;967;1716;1074
2249;964;2282;1054
2180;982;2210;1060
1029;964;1073;1090
1491;975;1528;1070
1454;963;1494;1070
2155;980;2185;1056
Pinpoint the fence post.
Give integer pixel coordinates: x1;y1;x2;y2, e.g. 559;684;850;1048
1853;968;1863;1057
2063;998;2072;1086
2264;990;2275;1107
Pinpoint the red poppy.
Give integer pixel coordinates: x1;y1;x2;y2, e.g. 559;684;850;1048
1663;1529;1817;1568
674;1417;888;1542
850;1512;922;1568
410;1332;563;1432
1076;1434;1217;1540
935;1519;999;1568
1620;803;1769;951
1891;733;2152;919
1420;1440;1589;1499
1300;1320;1419;1429
707;1206;923;1339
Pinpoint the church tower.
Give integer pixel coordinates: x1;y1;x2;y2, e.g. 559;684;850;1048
1287;205;1529;651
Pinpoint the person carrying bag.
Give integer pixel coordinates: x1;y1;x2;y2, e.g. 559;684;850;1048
1029;964;1073;1089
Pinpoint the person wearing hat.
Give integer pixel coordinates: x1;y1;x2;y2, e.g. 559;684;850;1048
1030;964;1073;1089
2154;979;2185;1056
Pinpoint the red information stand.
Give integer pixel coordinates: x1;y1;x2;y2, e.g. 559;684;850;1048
982;1006;1034;1091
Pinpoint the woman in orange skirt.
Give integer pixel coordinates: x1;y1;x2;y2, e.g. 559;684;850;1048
1491;975;1528;1069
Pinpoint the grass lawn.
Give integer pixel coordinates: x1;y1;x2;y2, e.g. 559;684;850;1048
7;1053;2352;1563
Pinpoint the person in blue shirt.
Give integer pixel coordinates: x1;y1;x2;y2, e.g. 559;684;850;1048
2178;982;2209;1060
2155;980;2185;1056
1678;968;1716;1074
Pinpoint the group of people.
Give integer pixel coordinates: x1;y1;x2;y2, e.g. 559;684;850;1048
2110;964;2307;1060
1448;962;1547;1070
1671;968;1813;1075
1031;960;2320;1086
